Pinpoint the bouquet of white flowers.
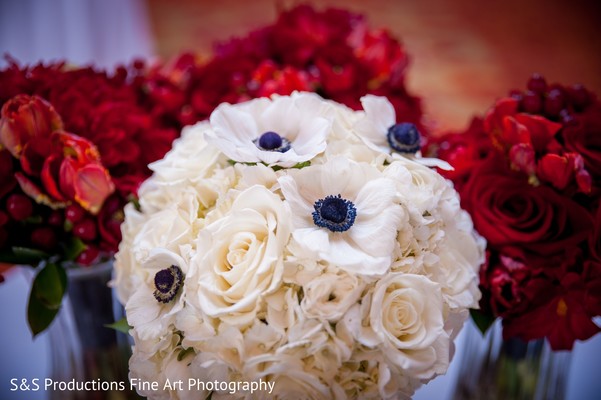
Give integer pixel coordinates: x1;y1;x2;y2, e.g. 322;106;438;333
114;92;485;399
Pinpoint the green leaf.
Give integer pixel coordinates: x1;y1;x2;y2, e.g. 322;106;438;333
271;161;311;172
0;246;49;264
470;308;496;335
27;262;68;337
104;317;132;334
64;236;86;260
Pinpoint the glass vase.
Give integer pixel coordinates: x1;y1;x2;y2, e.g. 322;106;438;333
453;319;572;400
46;260;136;400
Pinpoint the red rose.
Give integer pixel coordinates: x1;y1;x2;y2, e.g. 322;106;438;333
482;254;533;318
563;103;601;179
97;194;125;252
502;273;601;350
461;155;594;264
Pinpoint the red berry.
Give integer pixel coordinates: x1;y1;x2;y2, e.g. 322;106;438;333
527;73;547;94
560;109;575;125
544;89;565;117
569;84;590;110
65;204;86;224
47;210;64;227
73;218;97;241
31;227;57;251
76;246;100;266
6;194;33;221
522;90;543;114
132;58;145;70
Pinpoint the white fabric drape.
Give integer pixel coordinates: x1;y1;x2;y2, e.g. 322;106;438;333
0;0;154;69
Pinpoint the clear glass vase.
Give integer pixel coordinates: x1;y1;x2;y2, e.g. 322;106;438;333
46;260;137;400
453;319;572;400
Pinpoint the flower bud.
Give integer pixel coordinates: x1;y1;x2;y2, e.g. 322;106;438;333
0;95;63;158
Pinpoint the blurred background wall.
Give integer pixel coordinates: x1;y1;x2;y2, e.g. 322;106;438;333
144;0;601;133
1;0;600;133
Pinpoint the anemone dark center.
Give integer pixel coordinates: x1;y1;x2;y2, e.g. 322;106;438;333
312;194;357;232
386;123;421;153
319;196;348;223
153;265;183;304
254;131;291;152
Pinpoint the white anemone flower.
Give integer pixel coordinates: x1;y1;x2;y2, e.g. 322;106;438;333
353;95;452;170
207;92;331;167
278;157;403;276
125;248;187;340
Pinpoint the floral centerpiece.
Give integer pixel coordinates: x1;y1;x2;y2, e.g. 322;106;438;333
143;4;423;132
426;74;601;351
114;92;484;399
0;59;178;335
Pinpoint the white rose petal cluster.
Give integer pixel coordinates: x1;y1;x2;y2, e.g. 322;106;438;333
113;92;485;400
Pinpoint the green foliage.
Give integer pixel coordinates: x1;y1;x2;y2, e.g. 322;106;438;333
0;246;48;265
27;262;68;337
104;317;132;334
470;308;496;335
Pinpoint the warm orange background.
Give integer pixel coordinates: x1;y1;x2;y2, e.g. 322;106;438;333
145;0;601;135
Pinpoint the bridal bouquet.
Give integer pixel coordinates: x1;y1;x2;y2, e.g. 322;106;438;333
144;4;423;131
426;74;601;350
114;92;484;399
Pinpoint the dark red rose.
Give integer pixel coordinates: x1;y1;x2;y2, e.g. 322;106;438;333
461;154;594;264
563;103;601;180
97;194;125;252
502;273;601;350
482;254;533;318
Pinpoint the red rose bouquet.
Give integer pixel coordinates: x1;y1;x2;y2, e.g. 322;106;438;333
426;74;601;350
0;59;178;334
143;4;423;131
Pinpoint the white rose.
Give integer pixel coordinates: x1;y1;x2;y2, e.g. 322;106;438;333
186;185;291;326
301;267;364;322
345;274;449;379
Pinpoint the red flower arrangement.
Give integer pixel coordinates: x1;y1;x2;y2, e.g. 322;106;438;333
142;4;423;131
426;74;601;350
0;59;178;334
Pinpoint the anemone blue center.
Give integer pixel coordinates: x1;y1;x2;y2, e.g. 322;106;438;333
312;194;357;232
258;131;282;150
386;123;421;153
254;131;291;152
153;265;183;303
